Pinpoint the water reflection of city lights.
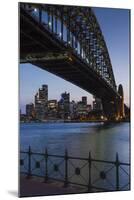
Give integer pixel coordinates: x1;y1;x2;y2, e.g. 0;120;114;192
116;117;119;121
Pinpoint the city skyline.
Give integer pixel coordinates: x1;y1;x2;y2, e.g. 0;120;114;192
21;83;129;122
21;83;104;122
20;7;130;113
21;83;94;114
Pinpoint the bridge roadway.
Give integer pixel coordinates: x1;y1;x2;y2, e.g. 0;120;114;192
20;4;123;120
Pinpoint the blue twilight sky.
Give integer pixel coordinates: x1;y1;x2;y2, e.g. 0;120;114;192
20;7;130;114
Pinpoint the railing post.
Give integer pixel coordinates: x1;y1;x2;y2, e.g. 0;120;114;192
44;148;48;182
88;152;92;192
27;146;31;178
115;153;120;190
64;149;68;187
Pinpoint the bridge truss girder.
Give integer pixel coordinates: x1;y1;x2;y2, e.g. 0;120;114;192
20;3;123;120
20;3;117;91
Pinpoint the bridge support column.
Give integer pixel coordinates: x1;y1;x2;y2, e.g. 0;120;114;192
102;84;125;121
116;84;125;119
102;99;117;121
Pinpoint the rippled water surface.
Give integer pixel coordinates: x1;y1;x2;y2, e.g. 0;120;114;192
20;122;130;162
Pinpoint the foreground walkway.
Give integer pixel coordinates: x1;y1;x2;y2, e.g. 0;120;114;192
19;175;86;197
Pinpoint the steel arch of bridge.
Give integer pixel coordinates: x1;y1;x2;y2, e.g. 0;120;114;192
20;3;117;91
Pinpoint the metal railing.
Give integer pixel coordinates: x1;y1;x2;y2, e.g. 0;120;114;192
20;146;130;192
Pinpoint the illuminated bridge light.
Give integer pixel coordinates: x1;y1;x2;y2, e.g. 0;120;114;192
59;32;62;37
34;8;37;12
86;58;89;63
104;117;108;121
48;21;52;26
101;115;104;120
116;117;119;121
68;57;73;61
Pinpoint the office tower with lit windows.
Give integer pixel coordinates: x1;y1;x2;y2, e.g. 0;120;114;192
26;103;35;119
48;100;58;119
82;96;87;105
93;97;103;111
34;84;48;120
58;92;70;119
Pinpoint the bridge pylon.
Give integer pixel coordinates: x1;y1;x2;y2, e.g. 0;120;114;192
116;84;125;120
102;84;125;121
102;99;117;121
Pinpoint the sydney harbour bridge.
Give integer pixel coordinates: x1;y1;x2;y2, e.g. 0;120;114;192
20;3;125;120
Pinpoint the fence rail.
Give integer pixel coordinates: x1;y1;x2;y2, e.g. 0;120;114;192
20;146;130;192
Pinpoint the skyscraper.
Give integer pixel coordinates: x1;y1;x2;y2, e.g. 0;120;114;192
93;97;102;111
82;96;87;105
58;92;70;119
39;85;48;103
70;100;77;119
48;100;58;119
76;101;87;118
35;85;48;120
26;103;35;119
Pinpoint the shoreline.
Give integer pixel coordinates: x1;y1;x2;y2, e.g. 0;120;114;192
20;119;130;123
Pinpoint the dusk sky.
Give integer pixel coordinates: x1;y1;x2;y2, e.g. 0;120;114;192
20;7;130;114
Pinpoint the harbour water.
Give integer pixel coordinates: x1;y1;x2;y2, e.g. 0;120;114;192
20;122;130;191
20;122;130;162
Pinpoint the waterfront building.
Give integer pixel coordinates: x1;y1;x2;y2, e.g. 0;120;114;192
58;100;64;119
39;84;48;103
82;96;87;105
35;101;45;120
34;85;48;120
91;96;104;119
58;92;70;119
20;114;27;122
62;92;70;119
26;103;35;119
48;100;58;119
76;101;87;118
70;100;77;119
93;97;103;111
87;104;92;112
